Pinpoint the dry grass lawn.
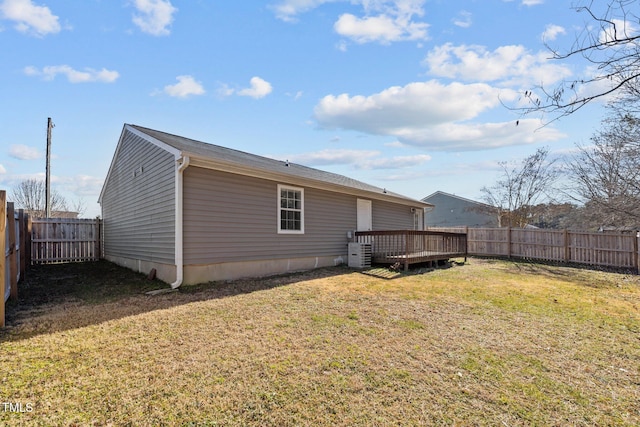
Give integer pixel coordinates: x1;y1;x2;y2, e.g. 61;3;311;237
1;258;639;426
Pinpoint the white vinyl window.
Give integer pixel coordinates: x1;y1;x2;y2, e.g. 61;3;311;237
278;184;304;234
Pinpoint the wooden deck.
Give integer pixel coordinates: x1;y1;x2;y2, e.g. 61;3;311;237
354;230;467;271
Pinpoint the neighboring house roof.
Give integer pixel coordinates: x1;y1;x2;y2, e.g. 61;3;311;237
422;190;495;209
422;190;498;227
101;124;431;208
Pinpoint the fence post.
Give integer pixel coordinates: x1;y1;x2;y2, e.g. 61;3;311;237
7;202;17;300
634;231;639;275
404;231;410;271
564;229;569;263
507;227;512;258
464;226;469;261
94;218;101;261
26;214;32;266
0;190;6;327
18;209;26;281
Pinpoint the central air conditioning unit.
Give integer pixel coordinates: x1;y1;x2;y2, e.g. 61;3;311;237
348;242;372;268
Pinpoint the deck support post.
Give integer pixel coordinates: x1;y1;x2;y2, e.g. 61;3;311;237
404;231;410;271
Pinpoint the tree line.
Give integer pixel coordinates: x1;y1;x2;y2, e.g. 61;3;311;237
482;110;640;231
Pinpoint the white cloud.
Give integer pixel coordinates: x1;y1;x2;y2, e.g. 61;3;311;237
389;118;563;151
216;83;235;98
570;64;619;105
62;174;104;198
0;0;60;36
599;18;638;44
334;12;427;44
453;10;472;28
131;0;177;36
336;40;348;51
9;144;40;160
315;80;504;130
271;0;340;22
423;43;572;87
356;154;432;170
272;0;429;44
286;90;303;100
541;24;565;41
283;148;380;166
522;0;544;5
0;164;6;174
271;148;431;171
219;77;272;99
162;75;205;98
334;0;428;44
313;80;564;150
24;65;119;83
237;77;273;99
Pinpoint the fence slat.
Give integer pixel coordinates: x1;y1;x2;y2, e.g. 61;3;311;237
0;191;5;328
30;218;102;264
428;226;639;272
7;202;17;300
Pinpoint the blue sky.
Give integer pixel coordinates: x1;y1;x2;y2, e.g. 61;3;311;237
0;0;611;217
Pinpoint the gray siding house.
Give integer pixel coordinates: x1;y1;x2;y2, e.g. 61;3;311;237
99;124;432;286
422;191;498;228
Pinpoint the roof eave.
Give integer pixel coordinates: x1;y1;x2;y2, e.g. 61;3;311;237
187;154;431;208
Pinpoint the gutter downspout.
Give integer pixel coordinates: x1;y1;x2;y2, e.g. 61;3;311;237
170;155;190;289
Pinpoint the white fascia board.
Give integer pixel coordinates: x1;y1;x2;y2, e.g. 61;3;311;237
125;124;182;158
98;125;184;205
98;125;127;205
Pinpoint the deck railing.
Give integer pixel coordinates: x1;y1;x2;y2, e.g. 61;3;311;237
354;230;467;270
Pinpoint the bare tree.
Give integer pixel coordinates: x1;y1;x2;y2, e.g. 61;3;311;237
481;148;560;227
517;0;640;121
11;179;84;218
567;112;640;228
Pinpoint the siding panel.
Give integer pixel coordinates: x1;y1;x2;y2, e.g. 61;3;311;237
101;130;176;263
424;192;498;227
183;167;356;264
372;199;415;230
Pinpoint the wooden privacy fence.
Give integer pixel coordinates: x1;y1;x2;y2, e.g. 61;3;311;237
31;218;102;264
428;227;640;271
1;191;30;327
0;191;100;327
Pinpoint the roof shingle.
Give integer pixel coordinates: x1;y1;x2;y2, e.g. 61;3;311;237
130;124;430;207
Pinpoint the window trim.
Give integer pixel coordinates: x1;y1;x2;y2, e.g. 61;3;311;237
277;184;305;234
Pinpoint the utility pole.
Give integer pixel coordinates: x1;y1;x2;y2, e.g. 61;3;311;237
45;117;53;218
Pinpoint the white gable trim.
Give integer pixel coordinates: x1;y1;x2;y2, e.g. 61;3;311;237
98;124;183;204
126;125;182;158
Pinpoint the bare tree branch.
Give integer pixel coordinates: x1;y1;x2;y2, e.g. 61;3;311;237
480;148;560;227
512;0;640;123
10;179;85;218
566;111;640;228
